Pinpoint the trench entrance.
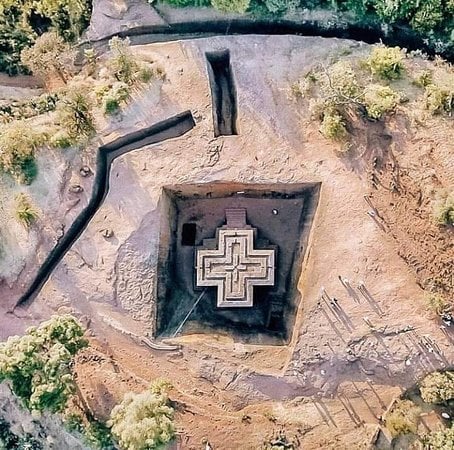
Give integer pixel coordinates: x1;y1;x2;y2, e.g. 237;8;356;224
156;182;320;345
206;50;238;137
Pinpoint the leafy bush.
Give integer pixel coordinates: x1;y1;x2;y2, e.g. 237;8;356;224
413;70;433;87
96;82;130;114
320;61;361;103
320;111;347;141
0;121;46;184
65;413;85;434
0;93;59;124
109;380;175;450
425;292;449;315
367;46;405;80
373;0;450;33
410;0;444;32
301;49;409;143
374;0;418;23
385;399;420;437
84;420;115;450
363;84;400;119
137;66;165;83
65;413;114;449
0;315;87;413
210;0;251;13
57;89;95;140
263;0;299;14
14;193;38;228
424;84;454;115
420;371;454;404
20;32;73;83
50;130;74;149
108;37;140;85
0;23;35;75
0;0;91;74
432;191;454;225
103;97;121;115
423;425;454;450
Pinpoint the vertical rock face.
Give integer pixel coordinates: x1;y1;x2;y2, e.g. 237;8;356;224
0;384;88;449
114;209;160;325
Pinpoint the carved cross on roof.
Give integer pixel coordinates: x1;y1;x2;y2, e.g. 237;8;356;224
196;210;275;308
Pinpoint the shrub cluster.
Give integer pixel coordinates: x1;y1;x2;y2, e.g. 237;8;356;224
0;315;87;413
425;292;449;315
424;84;454;115
420;371;454;404
20;32;74;83
423;425;454;450
211;0;251;13
298;54;404;142
95;81;131;116
363;84;400;119
432;191;454;225
0;121;46;183
367;46;405;80
320;111;347;141
0;0;91;75
109;380;175;450
56;88;95;142
14;193;38;228
107;37;165;86
385;399;420;437
159;0;454;39
0;93;59;124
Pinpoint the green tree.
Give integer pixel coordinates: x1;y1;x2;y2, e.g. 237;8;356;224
410;0;444;32
423;425;454;450
108;37;140;85
109;380;175;450
385;399;420;437
363;84;400;119
210;0;251;13
420;371;454;404
0;315;88;413
264;0;299;15
367;46;405;80
0;0;91;74
320;110;348;141
0;121;46;184
374;0;418;23
57;88;95;140
20;32;73;83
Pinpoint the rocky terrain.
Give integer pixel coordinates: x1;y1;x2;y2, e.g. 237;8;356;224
0;13;453;450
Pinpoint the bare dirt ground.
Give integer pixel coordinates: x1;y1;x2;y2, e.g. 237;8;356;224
1;35;453;448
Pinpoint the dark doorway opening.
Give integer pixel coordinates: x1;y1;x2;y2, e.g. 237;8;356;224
181;223;197;246
206;49;238;137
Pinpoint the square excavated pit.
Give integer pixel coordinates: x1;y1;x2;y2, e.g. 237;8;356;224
155;183;320;345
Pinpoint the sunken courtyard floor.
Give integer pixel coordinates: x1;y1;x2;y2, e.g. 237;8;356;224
156;182;320;345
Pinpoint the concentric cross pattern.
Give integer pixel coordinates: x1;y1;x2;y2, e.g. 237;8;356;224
196;228;275;308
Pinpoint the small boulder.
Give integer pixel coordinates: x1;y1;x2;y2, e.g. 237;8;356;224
80;166;92;177
69;184;83;193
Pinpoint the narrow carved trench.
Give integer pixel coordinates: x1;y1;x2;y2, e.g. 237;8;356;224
206;50;238;137
16;111;195;308
88;20;454;63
